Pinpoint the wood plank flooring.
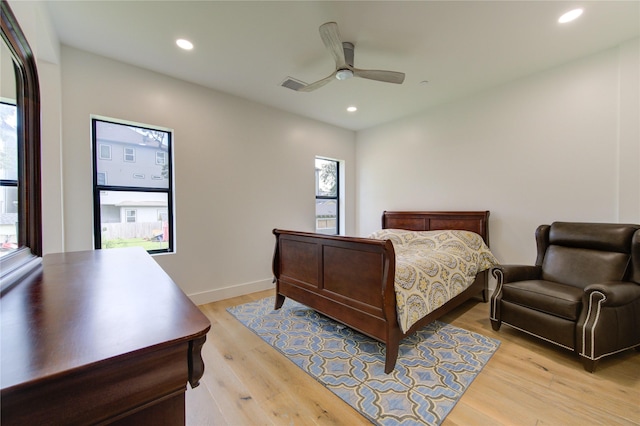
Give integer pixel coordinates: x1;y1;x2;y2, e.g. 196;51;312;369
186;290;640;425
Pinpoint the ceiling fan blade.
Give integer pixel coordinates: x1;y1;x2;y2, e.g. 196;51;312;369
287;22;406;92
319;22;347;69
297;72;337;92
352;68;405;84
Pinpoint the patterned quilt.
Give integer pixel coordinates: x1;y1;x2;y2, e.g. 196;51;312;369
369;229;499;333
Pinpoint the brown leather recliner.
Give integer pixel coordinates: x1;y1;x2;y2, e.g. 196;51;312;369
490;222;640;372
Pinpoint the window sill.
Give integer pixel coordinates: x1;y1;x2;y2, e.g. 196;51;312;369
0;248;42;296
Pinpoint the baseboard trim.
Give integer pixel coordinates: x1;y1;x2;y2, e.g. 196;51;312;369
188;278;275;306
188;278;495;307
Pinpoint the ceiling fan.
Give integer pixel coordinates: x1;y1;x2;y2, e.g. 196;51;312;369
286;22;405;92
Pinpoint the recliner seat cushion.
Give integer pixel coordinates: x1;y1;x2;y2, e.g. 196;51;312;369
502;280;584;321
541;246;629;288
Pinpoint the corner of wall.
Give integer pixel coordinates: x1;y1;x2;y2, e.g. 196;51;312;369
616;38;640;223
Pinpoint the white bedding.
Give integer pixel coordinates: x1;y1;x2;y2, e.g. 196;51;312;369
369;229;499;332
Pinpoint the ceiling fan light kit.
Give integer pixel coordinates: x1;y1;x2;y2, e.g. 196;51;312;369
284;22;405;92
336;69;353;80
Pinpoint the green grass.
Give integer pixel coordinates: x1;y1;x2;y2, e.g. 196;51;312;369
103;237;168;251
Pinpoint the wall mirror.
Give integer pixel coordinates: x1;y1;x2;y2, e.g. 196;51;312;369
0;0;42;294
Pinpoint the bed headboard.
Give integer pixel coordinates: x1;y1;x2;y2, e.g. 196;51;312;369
382;211;491;246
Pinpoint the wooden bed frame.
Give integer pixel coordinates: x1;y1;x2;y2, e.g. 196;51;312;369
272;211;491;373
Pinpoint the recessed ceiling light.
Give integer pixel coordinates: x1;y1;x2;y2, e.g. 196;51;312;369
347;106;357;112
176;39;194;50
558;8;583;24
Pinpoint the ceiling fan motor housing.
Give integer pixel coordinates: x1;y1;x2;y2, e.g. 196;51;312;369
335;42;355;80
342;42;354;67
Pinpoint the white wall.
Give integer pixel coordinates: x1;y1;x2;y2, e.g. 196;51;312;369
617;39;640;224
356;38;640;266
40;60;65;256
10;0;639;302
59;46;356;303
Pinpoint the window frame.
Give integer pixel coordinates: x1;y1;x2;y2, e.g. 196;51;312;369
156;151;166;165
123;146;136;163
0;2;43;294
99;143;112;160
125;209;137;223
96;171;107;185
91;117;174;255
315;157;340;236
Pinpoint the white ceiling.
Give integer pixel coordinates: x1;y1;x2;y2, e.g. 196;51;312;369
45;1;640;131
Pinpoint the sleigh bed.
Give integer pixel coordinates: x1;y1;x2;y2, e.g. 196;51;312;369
272;211;497;373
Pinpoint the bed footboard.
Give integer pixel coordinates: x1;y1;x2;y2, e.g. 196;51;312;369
272;229;400;370
271;211;491;373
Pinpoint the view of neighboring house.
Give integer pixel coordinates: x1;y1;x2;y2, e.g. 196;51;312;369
315;199;337;235
95;120;169;189
94;120;170;249
0;212;17;252
98;191;168;244
0;102;17;254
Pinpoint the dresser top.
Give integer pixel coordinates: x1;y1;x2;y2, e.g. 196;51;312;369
1;247;210;392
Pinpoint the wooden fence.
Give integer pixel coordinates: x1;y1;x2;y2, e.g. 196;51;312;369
101;222;164;241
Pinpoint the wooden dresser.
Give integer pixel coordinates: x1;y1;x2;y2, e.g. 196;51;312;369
0;247;211;425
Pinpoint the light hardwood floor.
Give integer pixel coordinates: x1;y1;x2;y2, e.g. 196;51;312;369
186;289;640;425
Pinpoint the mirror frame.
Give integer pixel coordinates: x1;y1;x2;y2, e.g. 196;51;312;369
0;0;43;294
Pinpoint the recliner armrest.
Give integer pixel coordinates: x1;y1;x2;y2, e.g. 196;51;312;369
491;264;542;284
489;264;542;327
583;281;640;307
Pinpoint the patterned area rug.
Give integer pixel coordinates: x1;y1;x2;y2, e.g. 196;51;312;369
227;297;500;425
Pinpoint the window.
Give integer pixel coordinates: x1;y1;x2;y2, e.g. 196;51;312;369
97;172;107;185
0;2;43;293
92;118;174;254
99;144;112;160
123;147;136;162
125;209;136;223
315;157;339;235
156;151;166;165
0;102;19;255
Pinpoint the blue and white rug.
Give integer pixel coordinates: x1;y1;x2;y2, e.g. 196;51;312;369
227;297;500;425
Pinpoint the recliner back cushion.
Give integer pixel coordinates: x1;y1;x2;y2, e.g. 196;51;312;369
541;246;629;288
549;222;639;253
